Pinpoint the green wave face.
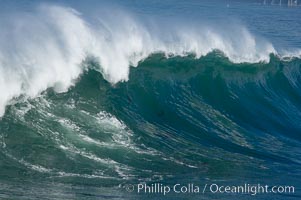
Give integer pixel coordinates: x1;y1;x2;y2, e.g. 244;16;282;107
0;0;301;199
0;53;300;199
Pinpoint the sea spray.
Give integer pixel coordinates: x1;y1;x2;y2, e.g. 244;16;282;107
0;4;279;117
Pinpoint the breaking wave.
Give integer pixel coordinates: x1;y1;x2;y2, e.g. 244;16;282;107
1;4;296;117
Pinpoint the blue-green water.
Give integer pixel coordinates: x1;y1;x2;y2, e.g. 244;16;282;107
0;1;300;199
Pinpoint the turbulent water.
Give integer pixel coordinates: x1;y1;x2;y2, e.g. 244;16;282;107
0;1;300;199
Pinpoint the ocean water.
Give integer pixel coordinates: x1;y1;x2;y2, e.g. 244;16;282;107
0;0;300;199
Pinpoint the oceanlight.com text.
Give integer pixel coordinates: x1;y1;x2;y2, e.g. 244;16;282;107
124;183;295;196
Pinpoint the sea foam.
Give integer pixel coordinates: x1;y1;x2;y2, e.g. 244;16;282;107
0;4;294;117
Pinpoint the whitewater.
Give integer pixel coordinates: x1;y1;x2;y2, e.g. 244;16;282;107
0;3;290;117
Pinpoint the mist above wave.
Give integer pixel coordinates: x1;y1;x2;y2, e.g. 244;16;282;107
0;3;287;117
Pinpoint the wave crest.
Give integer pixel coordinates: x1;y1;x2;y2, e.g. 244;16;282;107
0;4;298;117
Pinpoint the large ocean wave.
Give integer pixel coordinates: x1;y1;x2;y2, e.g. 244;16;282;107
0;50;300;199
0;2;300;199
